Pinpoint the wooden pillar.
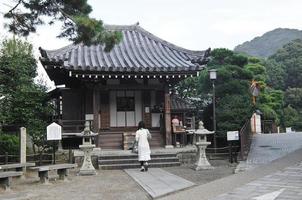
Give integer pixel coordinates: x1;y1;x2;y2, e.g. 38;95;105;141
143;90;151;128
92;86;100;133
164;86;172;148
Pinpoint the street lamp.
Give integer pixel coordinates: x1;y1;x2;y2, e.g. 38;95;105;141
209;69;217;151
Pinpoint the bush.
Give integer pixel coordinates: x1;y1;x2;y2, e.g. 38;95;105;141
283;105;300;130
0;134;19;155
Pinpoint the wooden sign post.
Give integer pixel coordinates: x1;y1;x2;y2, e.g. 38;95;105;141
227;131;239;163
47;122;62;164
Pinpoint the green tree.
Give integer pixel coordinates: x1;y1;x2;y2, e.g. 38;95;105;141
284;88;302;108
176;48;253;136
283;105;301;130
268;39;302;130
264;59;285;90
3;0;122;51
269;39;302;89
0;134;19;155
0;38;52;154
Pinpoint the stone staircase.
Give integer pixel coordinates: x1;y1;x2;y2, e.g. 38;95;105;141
99;153;181;170
98;133;123;149
98;130;163;150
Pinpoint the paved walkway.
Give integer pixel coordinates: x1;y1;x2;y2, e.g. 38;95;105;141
211;161;302;200
159;133;302;200
159;148;302;200
248;133;302;164
236;132;302;172
125;168;195;199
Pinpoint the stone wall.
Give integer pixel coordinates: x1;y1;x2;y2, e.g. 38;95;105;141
177;151;196;165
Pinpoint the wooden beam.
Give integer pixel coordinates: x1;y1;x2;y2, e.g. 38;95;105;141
102;84;164;91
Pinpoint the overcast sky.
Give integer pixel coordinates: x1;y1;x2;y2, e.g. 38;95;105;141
1;0;302;87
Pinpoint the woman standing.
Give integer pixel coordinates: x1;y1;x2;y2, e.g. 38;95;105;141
135;121;152;172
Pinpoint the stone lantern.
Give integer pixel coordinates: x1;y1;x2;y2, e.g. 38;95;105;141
194;121;214;170
78;121;98;175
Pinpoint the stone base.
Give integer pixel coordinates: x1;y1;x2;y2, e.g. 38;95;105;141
78;169;97;176
194;164;214;171
165;145;174;149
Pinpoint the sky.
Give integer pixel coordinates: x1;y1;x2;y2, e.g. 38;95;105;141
1;0;302;87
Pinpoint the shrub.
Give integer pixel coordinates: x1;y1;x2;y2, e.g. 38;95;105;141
0;134;19;155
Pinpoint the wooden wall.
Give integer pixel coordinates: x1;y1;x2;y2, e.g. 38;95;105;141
62;89;84;120
100;91;110;129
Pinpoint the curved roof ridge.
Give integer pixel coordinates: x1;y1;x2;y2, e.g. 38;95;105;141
40;23;207;57
134;25;205;56
104;23;206;56
104;22;139;31
39;23;210;73
39;44;75;58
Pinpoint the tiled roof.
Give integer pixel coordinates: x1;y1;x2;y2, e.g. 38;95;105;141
39;23;210;73
171;94;195;111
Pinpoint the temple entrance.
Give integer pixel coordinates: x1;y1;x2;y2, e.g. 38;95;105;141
109;90;142;127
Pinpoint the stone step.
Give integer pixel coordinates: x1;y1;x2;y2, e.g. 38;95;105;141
99;162;181;170
99;132;163;150
99;157;179;165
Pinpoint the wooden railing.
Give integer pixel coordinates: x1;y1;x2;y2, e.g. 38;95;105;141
239;120;252;160
57;120;93;133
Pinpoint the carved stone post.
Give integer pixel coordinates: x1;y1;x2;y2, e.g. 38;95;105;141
20;127;26;165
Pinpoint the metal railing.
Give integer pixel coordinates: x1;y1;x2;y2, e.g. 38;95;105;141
239;120;252;160
0;152;67;165
0;152;19;164
206;146;239;160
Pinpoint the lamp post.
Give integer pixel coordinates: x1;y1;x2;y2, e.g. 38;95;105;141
209;69;217;151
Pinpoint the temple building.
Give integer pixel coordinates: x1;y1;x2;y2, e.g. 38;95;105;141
40;23;210;149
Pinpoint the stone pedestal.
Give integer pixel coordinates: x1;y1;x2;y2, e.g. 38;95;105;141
194;141;213;170
78;144;97;175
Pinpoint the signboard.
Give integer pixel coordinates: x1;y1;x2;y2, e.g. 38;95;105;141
227;131;239;141
85;114;94;121
145;107;150;113
47;122;62;140
286;127;292;133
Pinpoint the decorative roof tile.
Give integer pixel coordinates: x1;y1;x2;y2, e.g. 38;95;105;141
40;23;210;73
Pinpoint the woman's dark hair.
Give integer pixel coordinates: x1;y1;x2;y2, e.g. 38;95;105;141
138;121;145;129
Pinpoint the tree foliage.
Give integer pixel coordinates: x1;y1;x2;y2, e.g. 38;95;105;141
3;0;122;50
0;38;52;154
264;59;285;90
176;48;253;136
266;39;302;130
269;39;302;89
0;134;19;155
283;105;301;130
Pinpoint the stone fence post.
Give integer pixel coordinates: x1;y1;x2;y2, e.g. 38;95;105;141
20;127;26;164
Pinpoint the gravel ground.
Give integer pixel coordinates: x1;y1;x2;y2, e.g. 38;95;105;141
0;160;236;200
165;160;237;185
0;170;149;200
